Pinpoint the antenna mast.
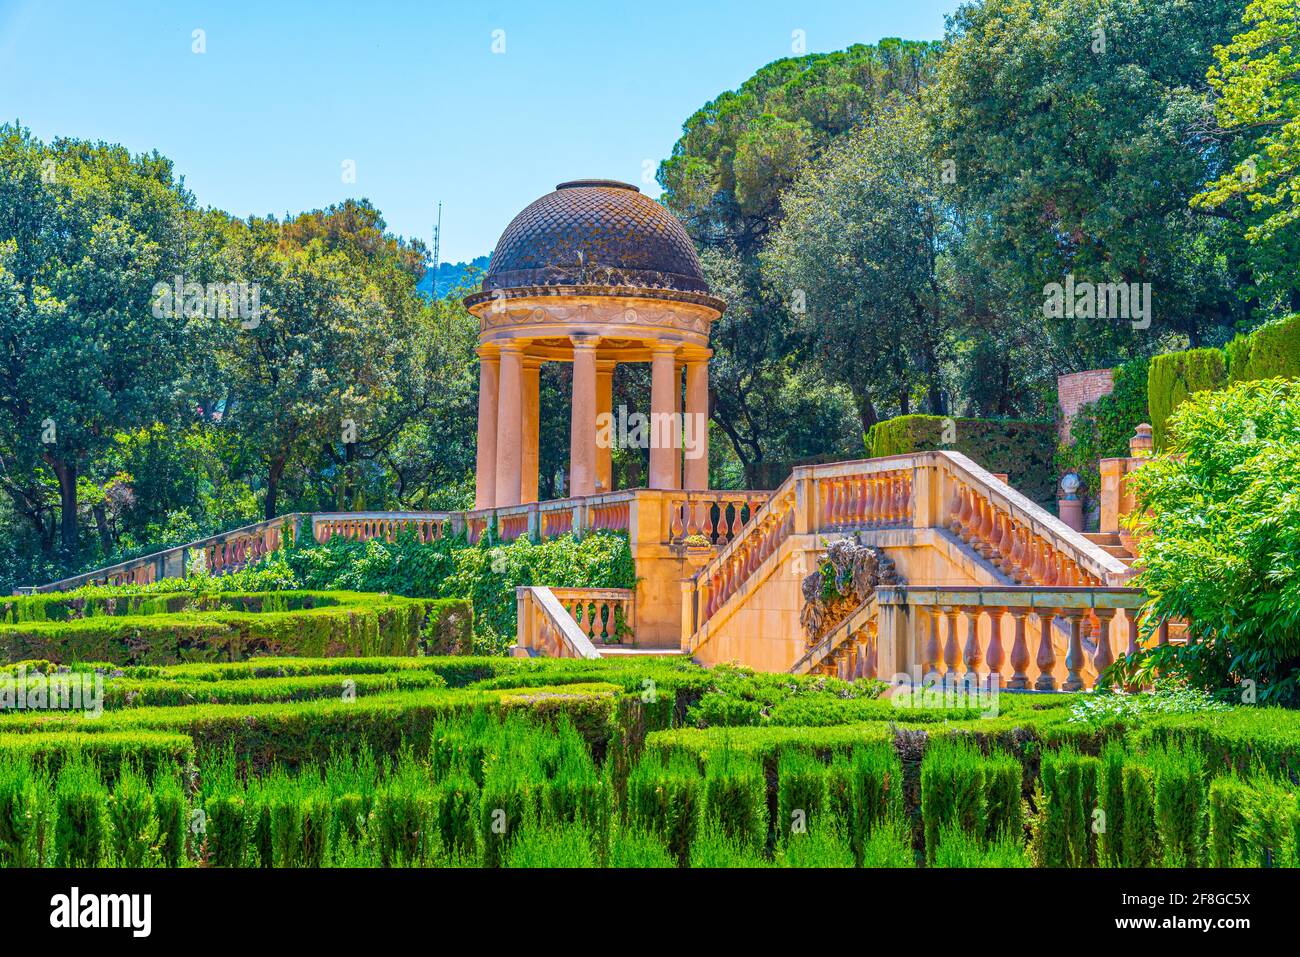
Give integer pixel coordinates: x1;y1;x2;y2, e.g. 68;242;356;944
431;202;442;296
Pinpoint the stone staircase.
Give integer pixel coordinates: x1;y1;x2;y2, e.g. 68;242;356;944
1083;532;1135;566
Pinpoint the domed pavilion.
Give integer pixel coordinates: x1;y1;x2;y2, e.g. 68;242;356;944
465;179;724;508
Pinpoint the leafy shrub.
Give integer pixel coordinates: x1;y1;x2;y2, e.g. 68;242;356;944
1121;763;1159;868
777;747;828;844
1097;744;1127;867
625;752;702;867
0;756;48;866
608;827;675;868
106;765;157;867
1208;774;1251;868
1034;748;1098;867
1226;313;1300;384
1126;379;1300;704
54;760;108;867
433;772;479;860
1069;682;1230;726
689;823;771;868
372;755;434;867
504;822;596;868
867;415;1056;505
1149;744;1206;867
248;530;635;654
859;819;915;867
776;824;855;867
1147;346;1228;450
702;748;768;851
920;738;987;863
1238;777;1300;868
934;823;1031;867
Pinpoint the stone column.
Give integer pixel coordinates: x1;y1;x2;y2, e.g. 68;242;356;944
569;336;599;498
684;357;710;490
494;343;524;507
475;346;500;510
596;360;615;493
649;344;680;490
521;358;541;504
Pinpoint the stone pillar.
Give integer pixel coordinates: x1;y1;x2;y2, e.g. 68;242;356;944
495;343;524;507
596;360;615;493
475;346;500;510
684;358;710;490
521;358;541;504
569;336;599;498
649;344;680;490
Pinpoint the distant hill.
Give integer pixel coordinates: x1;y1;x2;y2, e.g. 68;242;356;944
418;255;491;299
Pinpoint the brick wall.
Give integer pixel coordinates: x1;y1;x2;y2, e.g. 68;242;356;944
1057;369;1115;443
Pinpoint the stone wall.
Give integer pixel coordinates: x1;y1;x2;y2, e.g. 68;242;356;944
1057;369;1115;443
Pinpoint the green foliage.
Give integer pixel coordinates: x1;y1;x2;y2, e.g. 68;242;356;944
247;530;633;654
867;415;1056;504
625;752;702;867
0;756;48;867
920;738;987;863
701;748;767;851
1121;763;1160;868
1035;749;1098;867
0;589;467;666
1208;774;1252;867
608;827;675;868
504;823;596;868
775;824;856;868
54;760;108;867
1227;313;1300;383
1147;347;1229;450
859;818;915;867
777;747;828;844
1192;0;1300;298
1127;380;1300;703
106;765;157;867
934;823;1031;868
1148;743;1207;867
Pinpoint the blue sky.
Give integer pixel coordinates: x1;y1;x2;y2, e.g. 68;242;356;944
0;0;959;263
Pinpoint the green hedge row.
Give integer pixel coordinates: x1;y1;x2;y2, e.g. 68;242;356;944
0;592;472;666
866;415;1056;504
1148;348;1229;450
1145;313;1300;450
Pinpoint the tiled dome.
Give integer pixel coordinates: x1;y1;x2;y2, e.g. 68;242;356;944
480;180;709;294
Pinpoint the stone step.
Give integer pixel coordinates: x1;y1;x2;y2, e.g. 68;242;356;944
594;646;687;657
1083;532;1123;546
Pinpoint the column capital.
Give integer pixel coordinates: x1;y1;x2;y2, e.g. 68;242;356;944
475;344;500;360
570;334;601;351
686;349;713;364
650;341;680;356
497;340;529;356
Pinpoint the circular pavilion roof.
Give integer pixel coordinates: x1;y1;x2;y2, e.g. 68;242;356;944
472;180;711;297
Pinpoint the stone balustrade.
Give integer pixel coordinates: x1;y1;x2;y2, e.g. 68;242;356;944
549;587;635;645
875;585;1148;691
664;491;768;546
696;488;798;622
312;512;450;545
514;586;602;659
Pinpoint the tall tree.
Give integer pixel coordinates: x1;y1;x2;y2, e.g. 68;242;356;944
659;41;943;478
764;102;956;433
0;125;193;567
933;0;1251;369
1193;0;1300;315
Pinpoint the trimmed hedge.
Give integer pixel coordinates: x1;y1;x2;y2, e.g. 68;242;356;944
0;731;193;779
1147;347;1229;450
0;591;472;666
866;415;1056;504
1056;356;1150;504
1227;313;1300;384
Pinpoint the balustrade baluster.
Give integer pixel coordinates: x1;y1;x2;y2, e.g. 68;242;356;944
1035;611;1059;691
1062;610;1087;691
923;611;941;678
1093;608;1116;678
947;479;964;534
962;608;983;678
986;608;1006;684
943;608;960;680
